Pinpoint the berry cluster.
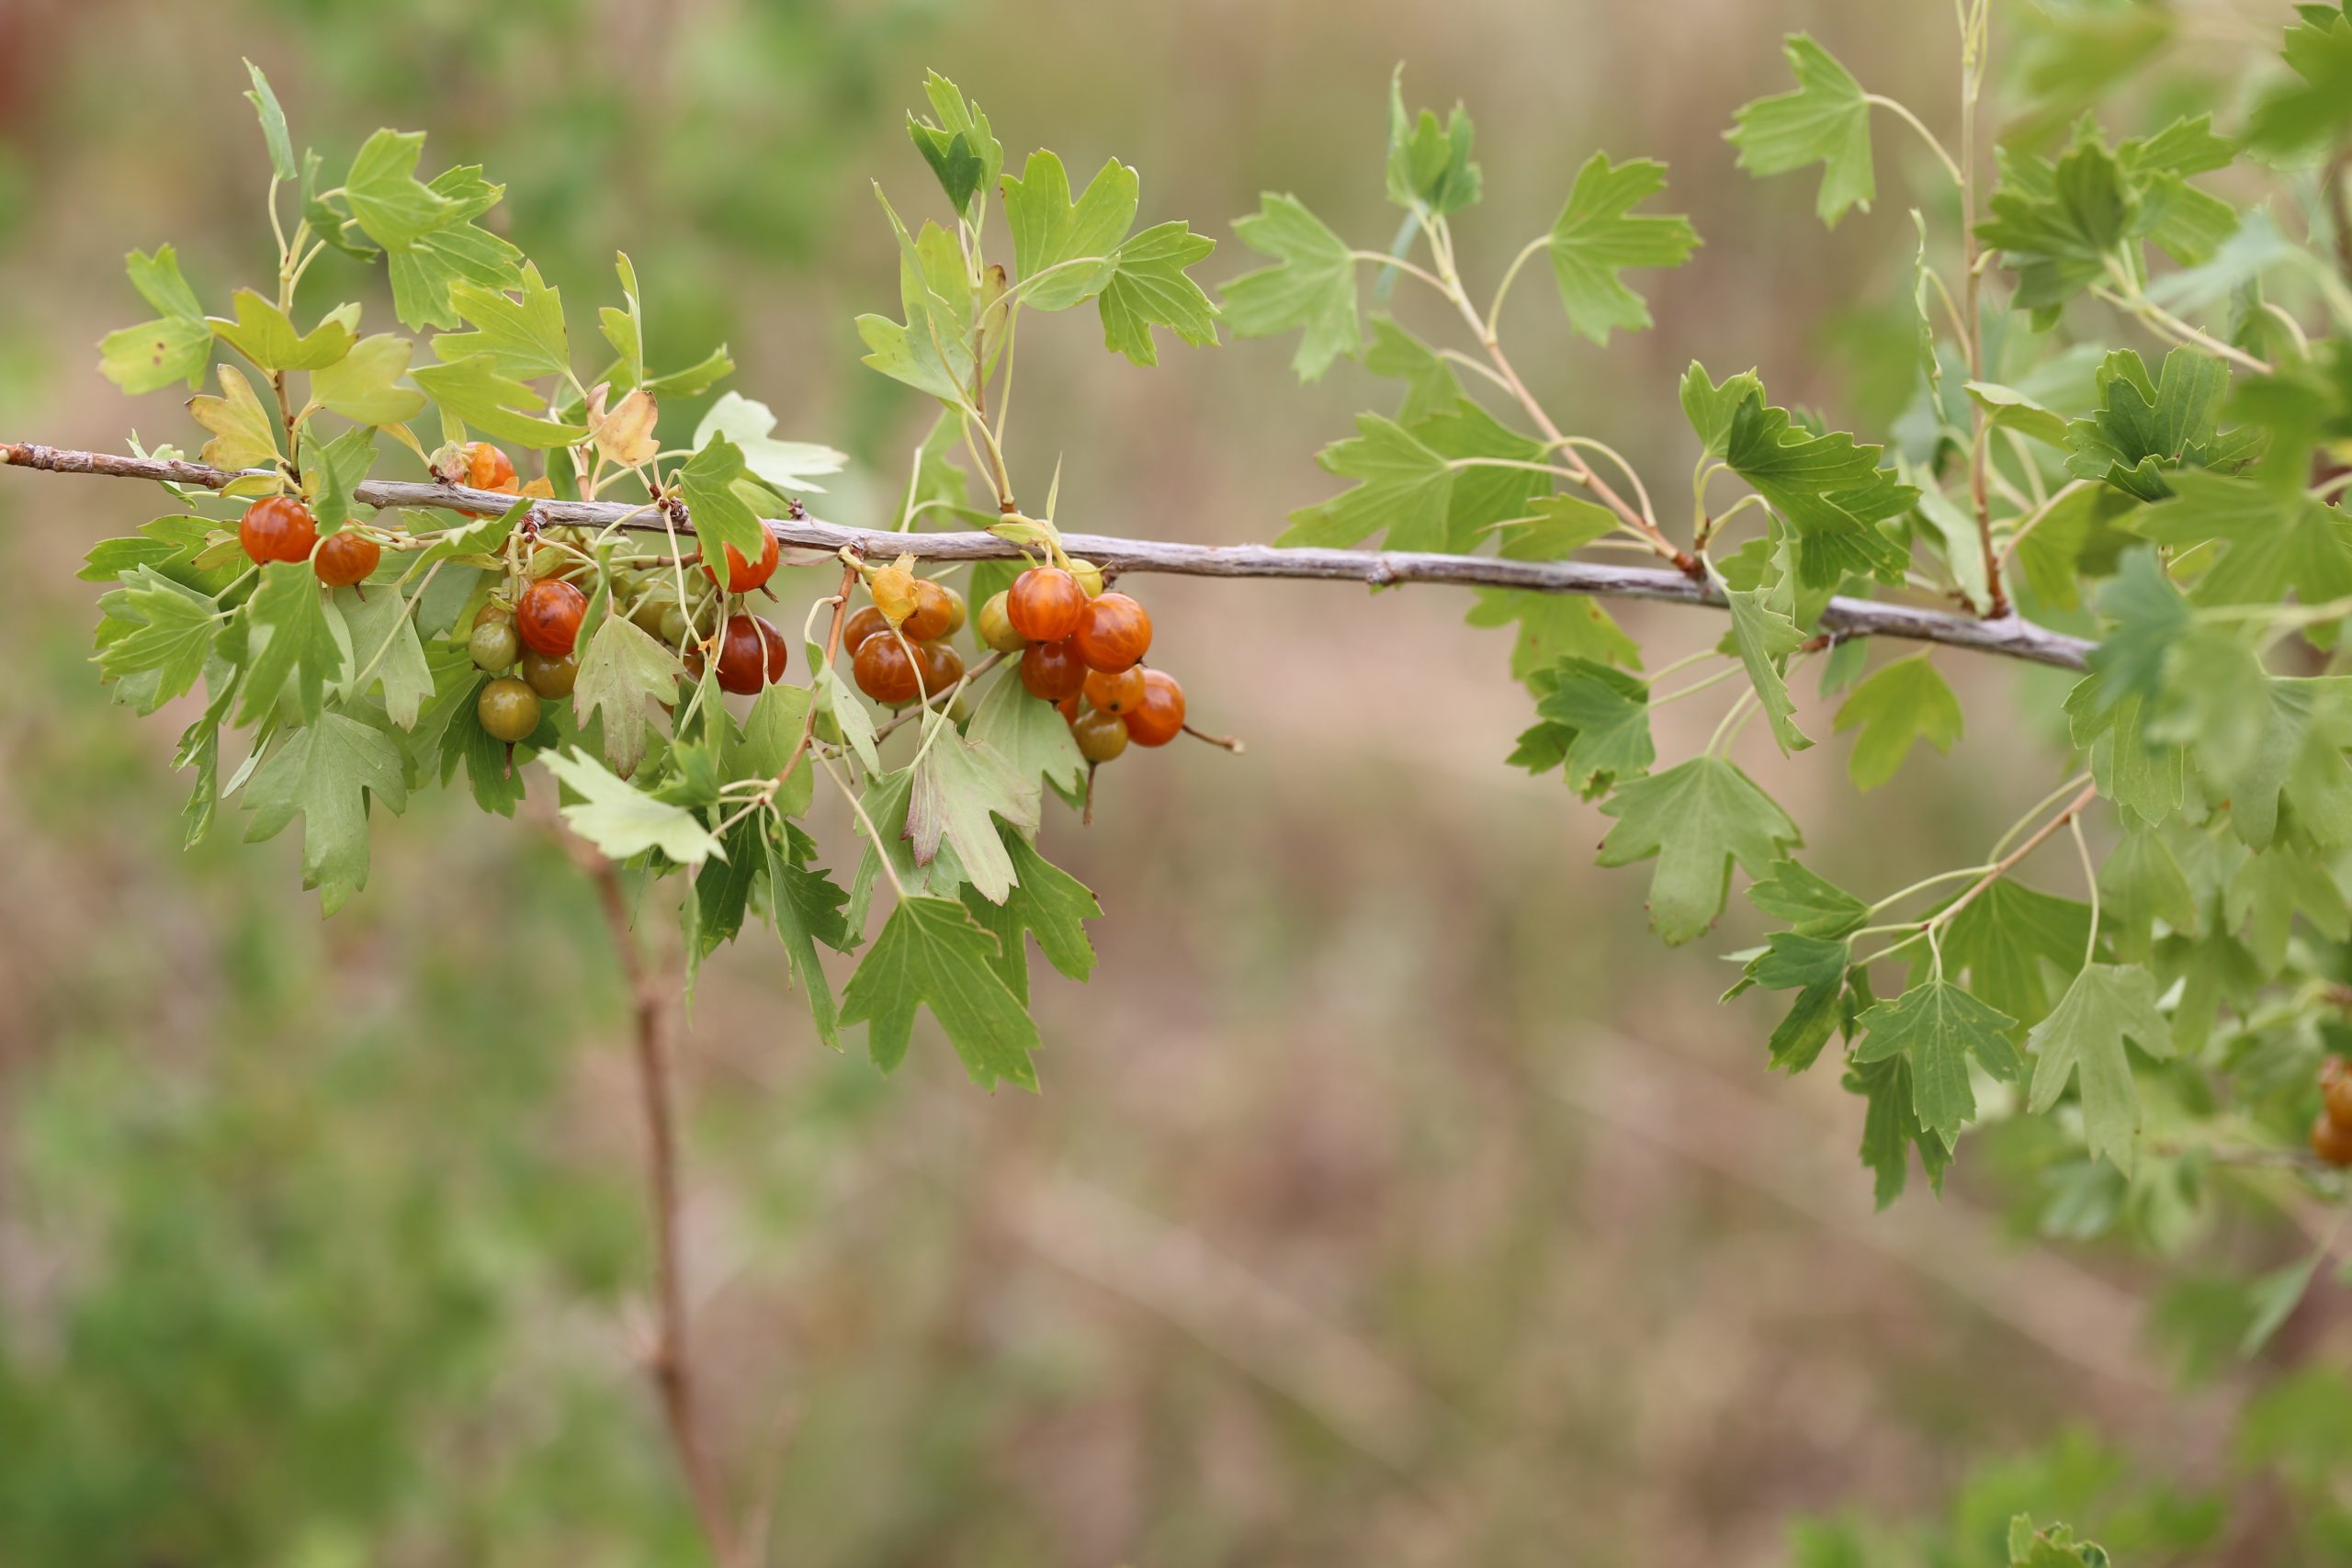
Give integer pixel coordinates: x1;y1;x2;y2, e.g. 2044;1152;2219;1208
847;570;969;707
2313;1059;2352;1166
238;494;382;586
981;561;1183;764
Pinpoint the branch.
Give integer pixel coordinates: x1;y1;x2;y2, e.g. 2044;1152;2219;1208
563;833;748;1568
2;442;2094;671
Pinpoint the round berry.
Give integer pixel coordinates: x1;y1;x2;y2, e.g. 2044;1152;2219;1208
1072;592;1151;672
1020;638;1089;702
2324;1058;2352;1128
466;442;518;491
1007;567;1085;643
1066;558;1105;598
939;584;968;637
713;613;788;694
1056;694;1080;725
1084;665;1147;716
628;592;672;639
2314;1111;2352;1168
477;676;541;742
976;591;1025;653
658;604;693;648
901;578;958;641
516;578;589;658
239;496;318;566
1073;707;1129;763
842;604;891;655
469;617;520;672
853;633;922;707
1124;668;1185;747
915;639;966;697
313;529;380;587
520;647;579;700
705;528;781;594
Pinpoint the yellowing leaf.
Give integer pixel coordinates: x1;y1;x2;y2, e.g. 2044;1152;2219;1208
188;364;281;472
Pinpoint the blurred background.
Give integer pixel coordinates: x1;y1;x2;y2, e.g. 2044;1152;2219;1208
0;0;2319;1563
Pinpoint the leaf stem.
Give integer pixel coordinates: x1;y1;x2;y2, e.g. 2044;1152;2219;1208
1862;94;1965;186
1482;236;1550;341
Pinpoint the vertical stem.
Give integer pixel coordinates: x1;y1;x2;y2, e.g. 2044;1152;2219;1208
577;845;748;1568
1958;0;2009;618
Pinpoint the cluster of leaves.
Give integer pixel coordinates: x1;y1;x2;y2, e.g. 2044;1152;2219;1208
84;66;1223;1093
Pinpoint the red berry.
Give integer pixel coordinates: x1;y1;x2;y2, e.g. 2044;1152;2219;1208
1084;665;1147;716
1124;668;1185;747
704;529;781;594
1019;638;1088;702
914;639;966;697
713;613;788;694
313;529;381;587
853;633;922;706
239;496;318;565
842;604;891;655
900;578;957;641
2324;1058;2352;1129
515;578;588;658
1072;592;1151;672
1007;567;1085;643
2314;1111;2352;1168
466;442;518;491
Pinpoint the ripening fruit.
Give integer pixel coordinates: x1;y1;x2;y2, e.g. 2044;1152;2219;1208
1073;707;1129;763
313;529;381;587
915;638;965;696
467;442;519;491
714;613;789;694
1056;694;1080;725
705;529;781;594
1019;638;1089;702
2324;1058;2352;1128
478;676;542;742
239;495;318;565
520;648;579;699
976;591;1025;653
1072;592;1151;672
1084;665;1147;716
658;604;693;648
842;604;891;655
1124;668;1185;747
939;584;968;637
516;578;589;658
853;633;922;706
469;610;520;672
1067;557;1105;599
629;592;673;639
2314;1111;2352;1167
1007;567;1085;643
901;578;958;641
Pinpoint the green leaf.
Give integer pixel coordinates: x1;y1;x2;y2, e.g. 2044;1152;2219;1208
1464;589;1640;687
1001;150;1136;310
2228;845;2351;974
1846;1051;1951;1208
672;434;774;569
302;425;377;535
1834;654;1962;789
334;581;432;729
312;333;427;426
1852;977;2022;1141
188;364;281;471
1977;134;2135;310
1720;392;1916;586
1748;859;1869;939
2063;347;2242;501
1281;413;1454;551
1965;380;2073;447
814;660;880;774
344;130;458;247
1741;931;1852;1072
2065;673;2185;828
905;718;1040;905
966;663;1086;797
1545;153;1700;344
544;748;724;864
907;71;1002;221
2086;548;2192;711
209;288;358;373
1385;70;1481;216
728;681;816;819
762;830;849;1049
1496;493;1619;560
239;561;345;724
1530;658;1653;798
1940;880;2093;1032
841;895;1042;1089
1680;362;1767;457
2026;963;2173;1173
2098;826;2197;963
1097;221;1220;367
345;136;525;330
1724;582;1812;755
1597;756;1801;945
693;392;847;495
1727;35;1874;226
573;611;683;776
242;711;408;914
99;246;213;394
412;353;586;449
433;262;571;380
2135;469;2352;608
242;59;296;180
94;570;218;712
1223;194;1359;380
958;825;1102;1004
1364;316;1464;423
854;198;978;405
2245;5;2352;157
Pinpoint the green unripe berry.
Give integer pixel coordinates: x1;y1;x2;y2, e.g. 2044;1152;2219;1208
477;676;541;742
469;619;520;672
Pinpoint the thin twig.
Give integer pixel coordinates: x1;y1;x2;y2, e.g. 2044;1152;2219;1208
1;443;2098;671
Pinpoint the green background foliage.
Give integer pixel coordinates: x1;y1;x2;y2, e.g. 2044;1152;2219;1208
9;2;2352;1564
